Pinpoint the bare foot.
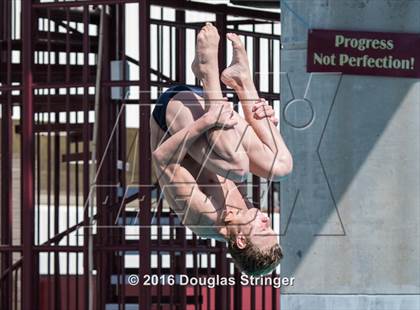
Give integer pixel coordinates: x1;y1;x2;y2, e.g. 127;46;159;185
191;22;220;81
221;33;252;89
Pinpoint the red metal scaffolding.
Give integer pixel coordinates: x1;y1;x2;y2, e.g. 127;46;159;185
0;0;281;309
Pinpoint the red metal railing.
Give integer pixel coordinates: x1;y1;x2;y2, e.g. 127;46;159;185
0;1;281;309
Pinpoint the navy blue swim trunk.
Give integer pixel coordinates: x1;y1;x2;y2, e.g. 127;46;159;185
152;84;204;132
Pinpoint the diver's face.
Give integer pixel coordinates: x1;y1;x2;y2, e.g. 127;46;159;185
230;208;278;251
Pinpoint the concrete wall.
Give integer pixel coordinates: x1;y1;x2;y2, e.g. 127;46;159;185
279;0;420;309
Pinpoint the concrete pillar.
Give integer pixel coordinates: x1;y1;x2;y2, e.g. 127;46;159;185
279;1;420;309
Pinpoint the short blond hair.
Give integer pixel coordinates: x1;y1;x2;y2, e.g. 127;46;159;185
227;237;283;276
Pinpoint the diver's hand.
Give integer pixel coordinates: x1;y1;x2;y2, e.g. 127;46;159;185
252;98;278;126
204;99;238;129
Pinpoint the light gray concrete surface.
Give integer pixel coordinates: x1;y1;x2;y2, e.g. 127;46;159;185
279;0;420;307
281;294;420;310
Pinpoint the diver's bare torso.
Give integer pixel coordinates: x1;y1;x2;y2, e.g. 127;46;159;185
150;117;249;240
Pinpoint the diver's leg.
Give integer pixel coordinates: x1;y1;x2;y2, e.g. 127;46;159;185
221;33;293;180
190;23;249;178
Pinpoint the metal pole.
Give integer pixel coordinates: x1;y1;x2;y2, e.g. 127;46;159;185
251;34;261;310
97;5;114;308
175;10;186;83
88;4;106;310
54;116;61;309
21;0;36;309
116;4;127;308
215;12;229;310
0;0;13;308
174;8;188;309
139;0;152;308
82;5;91;310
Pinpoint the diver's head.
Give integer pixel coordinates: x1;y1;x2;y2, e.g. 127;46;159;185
220;207;283;276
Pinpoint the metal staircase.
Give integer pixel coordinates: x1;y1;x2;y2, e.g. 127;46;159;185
1;1;281;309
